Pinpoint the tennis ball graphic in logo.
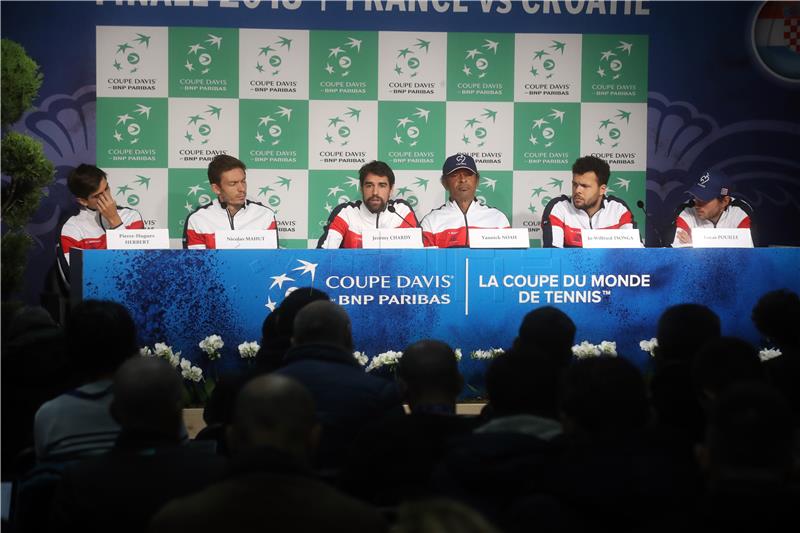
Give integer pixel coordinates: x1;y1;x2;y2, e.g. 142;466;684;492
462;39;499;79
595;109;632;149
324;107;361;147
325;37;362;78
113;34;151;74
256;36;293;76
113;104;152;146
461;108;497;148
528;109;566;148
185;105;222;146
528;41;566;79
394;38;431;78
185;34;223;75
393;108;430;148
255;106;293;146
596;40;633;80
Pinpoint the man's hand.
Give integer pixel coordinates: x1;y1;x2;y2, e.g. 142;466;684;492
97;189;123;228
676;229;692;244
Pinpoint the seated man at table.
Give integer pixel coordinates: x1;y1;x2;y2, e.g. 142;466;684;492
670;170;753;247
184;155;278;249
60;164;144;265
419;153;510;248
317;160;418;249
541;155;635;248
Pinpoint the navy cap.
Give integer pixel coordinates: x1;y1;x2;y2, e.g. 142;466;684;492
442;153;478;177
687;170;732;202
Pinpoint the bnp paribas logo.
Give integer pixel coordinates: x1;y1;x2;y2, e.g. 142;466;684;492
393;38;431;79
322;174;361;215
254;105;293;146
255;35;293;76
393;107;430;147
264;258;318;311
528;108;567;148
184;33;224;75
528;40;566;79
113;103;153;146
595;40;634;81
594;109;632;149
527;176;567;217
462;39;500;79
184;105;222;145
324;107;361;147
255;175;293;212
325;36;363;78
114;174;151;208
394;176;430;210
460;108;497;148
112;33;151;74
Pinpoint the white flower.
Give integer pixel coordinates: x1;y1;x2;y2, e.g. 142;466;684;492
471;348;505;360
181;364;203;382
353;351;369;367
238;341;260;359
166;352;180;368
139;346;154;357
179;358;192;371
199;335;224;360
365;350;403;372
454;348;462;361
572;340;601;359
598;341;617;357
759;348;782;362
639;338;658;357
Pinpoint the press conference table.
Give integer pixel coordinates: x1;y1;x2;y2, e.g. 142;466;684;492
72;247;800;371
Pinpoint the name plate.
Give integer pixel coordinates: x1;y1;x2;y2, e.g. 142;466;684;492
469;228;530;249
215;230;278;249
362;228;423;249
582;229;643;248
106;229;170;249
692;228;753;248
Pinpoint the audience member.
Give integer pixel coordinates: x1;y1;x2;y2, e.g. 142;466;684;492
49;357;225;533
345;340;478;505
692;337;765;412
33;300;138;461
149;375;387;533
392;498;501;533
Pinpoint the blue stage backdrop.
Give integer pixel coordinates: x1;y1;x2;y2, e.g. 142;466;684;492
74;248;800;385
2;1;799;306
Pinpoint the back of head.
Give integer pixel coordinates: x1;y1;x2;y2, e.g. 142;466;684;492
111;356;184;436
705;382;793;479
394;498;501;533
230;374;317;456
692;337;765;401
398;340;462;403
292;300;352;351
656;303;721;364
67;164;106;199
486;347;566;419
515;306;576;363
559;357;649;436
275;287;330;338
752;289;800;349
67;299;138;380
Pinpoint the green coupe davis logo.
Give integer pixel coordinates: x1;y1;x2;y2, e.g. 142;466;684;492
393;38;431;79
112;33;151;74
460;108;498;148
462;39;500;79
184;105;222;145
254;35;293;76
113;104;153;145
324;107;361;147
325;36;363;78
184;33;224;75
527;40;566;79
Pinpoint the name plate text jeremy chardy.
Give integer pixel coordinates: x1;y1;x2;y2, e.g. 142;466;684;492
362;228;423;249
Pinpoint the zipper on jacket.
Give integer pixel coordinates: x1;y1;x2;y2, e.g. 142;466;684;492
227;208;235;230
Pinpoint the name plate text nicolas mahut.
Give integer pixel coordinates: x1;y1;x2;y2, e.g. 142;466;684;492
215;230;278;249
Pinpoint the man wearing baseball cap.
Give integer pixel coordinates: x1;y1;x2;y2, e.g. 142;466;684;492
670;170;753;247
419;153;510;248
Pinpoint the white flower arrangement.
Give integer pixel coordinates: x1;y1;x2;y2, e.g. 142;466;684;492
471;348;505;360
237;341;260;359
353;351;369;367
365;350;403;372
572;340;617;359
758;348;782;362
454;348;463;361
139;342;181;367
179;358;204;382
199;335;224;360
639;337;658;357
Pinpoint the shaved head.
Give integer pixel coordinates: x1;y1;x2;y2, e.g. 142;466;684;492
111;356;184;435
292;300;353;351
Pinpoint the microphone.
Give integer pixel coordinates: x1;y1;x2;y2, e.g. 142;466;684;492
636;200;664;248
387;204;411;228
